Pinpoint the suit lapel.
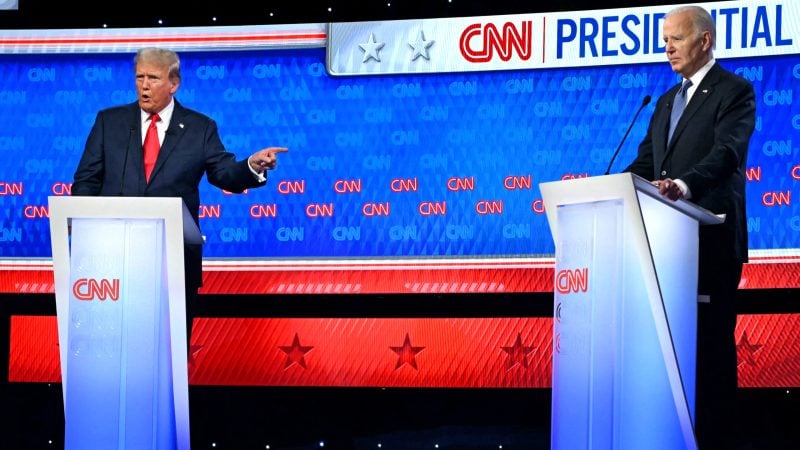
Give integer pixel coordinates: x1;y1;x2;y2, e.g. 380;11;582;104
125;103;148;193
654;84;679;173
661;63;722;163
148;101;188;184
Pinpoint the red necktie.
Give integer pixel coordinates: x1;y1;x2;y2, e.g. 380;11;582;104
143;113;160;182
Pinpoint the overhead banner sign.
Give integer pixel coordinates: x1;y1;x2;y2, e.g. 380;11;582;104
0;23;326;53
327;0;798;75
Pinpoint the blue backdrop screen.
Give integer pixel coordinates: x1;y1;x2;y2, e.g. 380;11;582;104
0;47;796;260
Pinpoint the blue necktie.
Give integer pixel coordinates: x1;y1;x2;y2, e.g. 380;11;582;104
668;79;692;144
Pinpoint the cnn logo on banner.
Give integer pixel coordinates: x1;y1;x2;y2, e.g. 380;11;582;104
72;278;120;301
556;268;588;294
459;21;533;63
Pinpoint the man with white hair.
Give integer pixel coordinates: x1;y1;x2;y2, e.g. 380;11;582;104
624;5;756;449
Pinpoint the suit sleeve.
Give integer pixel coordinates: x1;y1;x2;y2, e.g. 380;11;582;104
201;119;266;193
72;112;106;196
680;80;755;198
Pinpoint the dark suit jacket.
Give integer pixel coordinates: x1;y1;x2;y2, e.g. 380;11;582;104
72;100;266;288
624;62;755;264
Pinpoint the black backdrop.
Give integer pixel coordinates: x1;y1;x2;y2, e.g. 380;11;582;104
3;0;679;29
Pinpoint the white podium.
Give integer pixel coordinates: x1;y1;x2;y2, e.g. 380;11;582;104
49;196;202;450
540;173;723;450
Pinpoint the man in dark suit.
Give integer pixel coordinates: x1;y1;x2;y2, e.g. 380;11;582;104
623;5;755;449
72;47;287;347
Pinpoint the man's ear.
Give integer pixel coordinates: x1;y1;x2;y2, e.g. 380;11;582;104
702;31;712;52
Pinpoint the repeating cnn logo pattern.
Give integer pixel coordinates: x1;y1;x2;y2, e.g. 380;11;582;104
1;47;798;267
72;278;120;301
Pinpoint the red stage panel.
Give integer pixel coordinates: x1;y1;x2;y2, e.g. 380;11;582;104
198;266;555;294
1;259;798;294
8;315;61;382
188;317;552;387
736;313;800;388
739;261;800;290
9;314;800;388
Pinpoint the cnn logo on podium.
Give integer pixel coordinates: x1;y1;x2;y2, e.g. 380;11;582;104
72;278;120;301
555;268;588;294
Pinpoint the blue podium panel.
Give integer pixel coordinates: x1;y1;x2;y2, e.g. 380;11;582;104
615;236;686;450
636;191;698;425
552;200;623;450
65;218;176;450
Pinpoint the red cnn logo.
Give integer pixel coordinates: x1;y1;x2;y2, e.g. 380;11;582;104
459;21;533;63
556;269;588;294
73;278;120;301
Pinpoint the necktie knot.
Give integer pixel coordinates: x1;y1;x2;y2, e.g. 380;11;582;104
679;79;692;97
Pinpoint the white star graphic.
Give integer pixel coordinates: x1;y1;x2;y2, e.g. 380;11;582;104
408;30;434;61
359;32;385;63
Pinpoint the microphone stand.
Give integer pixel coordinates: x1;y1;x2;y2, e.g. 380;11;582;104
604;95;651;175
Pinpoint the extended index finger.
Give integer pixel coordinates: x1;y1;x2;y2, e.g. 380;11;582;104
270;147;289;153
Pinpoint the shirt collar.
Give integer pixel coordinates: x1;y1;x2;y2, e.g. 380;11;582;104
685;58;715;89
140;98;175;127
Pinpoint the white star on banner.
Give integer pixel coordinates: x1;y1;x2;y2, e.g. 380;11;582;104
359;32;385;63
408;30;434;61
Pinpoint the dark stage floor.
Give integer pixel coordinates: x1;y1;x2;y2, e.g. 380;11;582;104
2;384;798;449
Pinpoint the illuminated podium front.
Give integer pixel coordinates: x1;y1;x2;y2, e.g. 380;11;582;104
49;196;202;450
540;173;722;450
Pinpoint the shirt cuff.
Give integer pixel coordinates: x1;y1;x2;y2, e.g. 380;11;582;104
674;179;691;199
247;156;267;183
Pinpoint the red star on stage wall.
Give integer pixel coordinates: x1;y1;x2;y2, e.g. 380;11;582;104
279;333;314;369
736;331;763;367
188;344;204;370
501;332;536;370
390;333;425;370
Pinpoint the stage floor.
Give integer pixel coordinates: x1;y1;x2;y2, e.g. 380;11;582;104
1;384;798;449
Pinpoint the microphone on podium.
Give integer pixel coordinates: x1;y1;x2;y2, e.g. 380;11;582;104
603;95;651;175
